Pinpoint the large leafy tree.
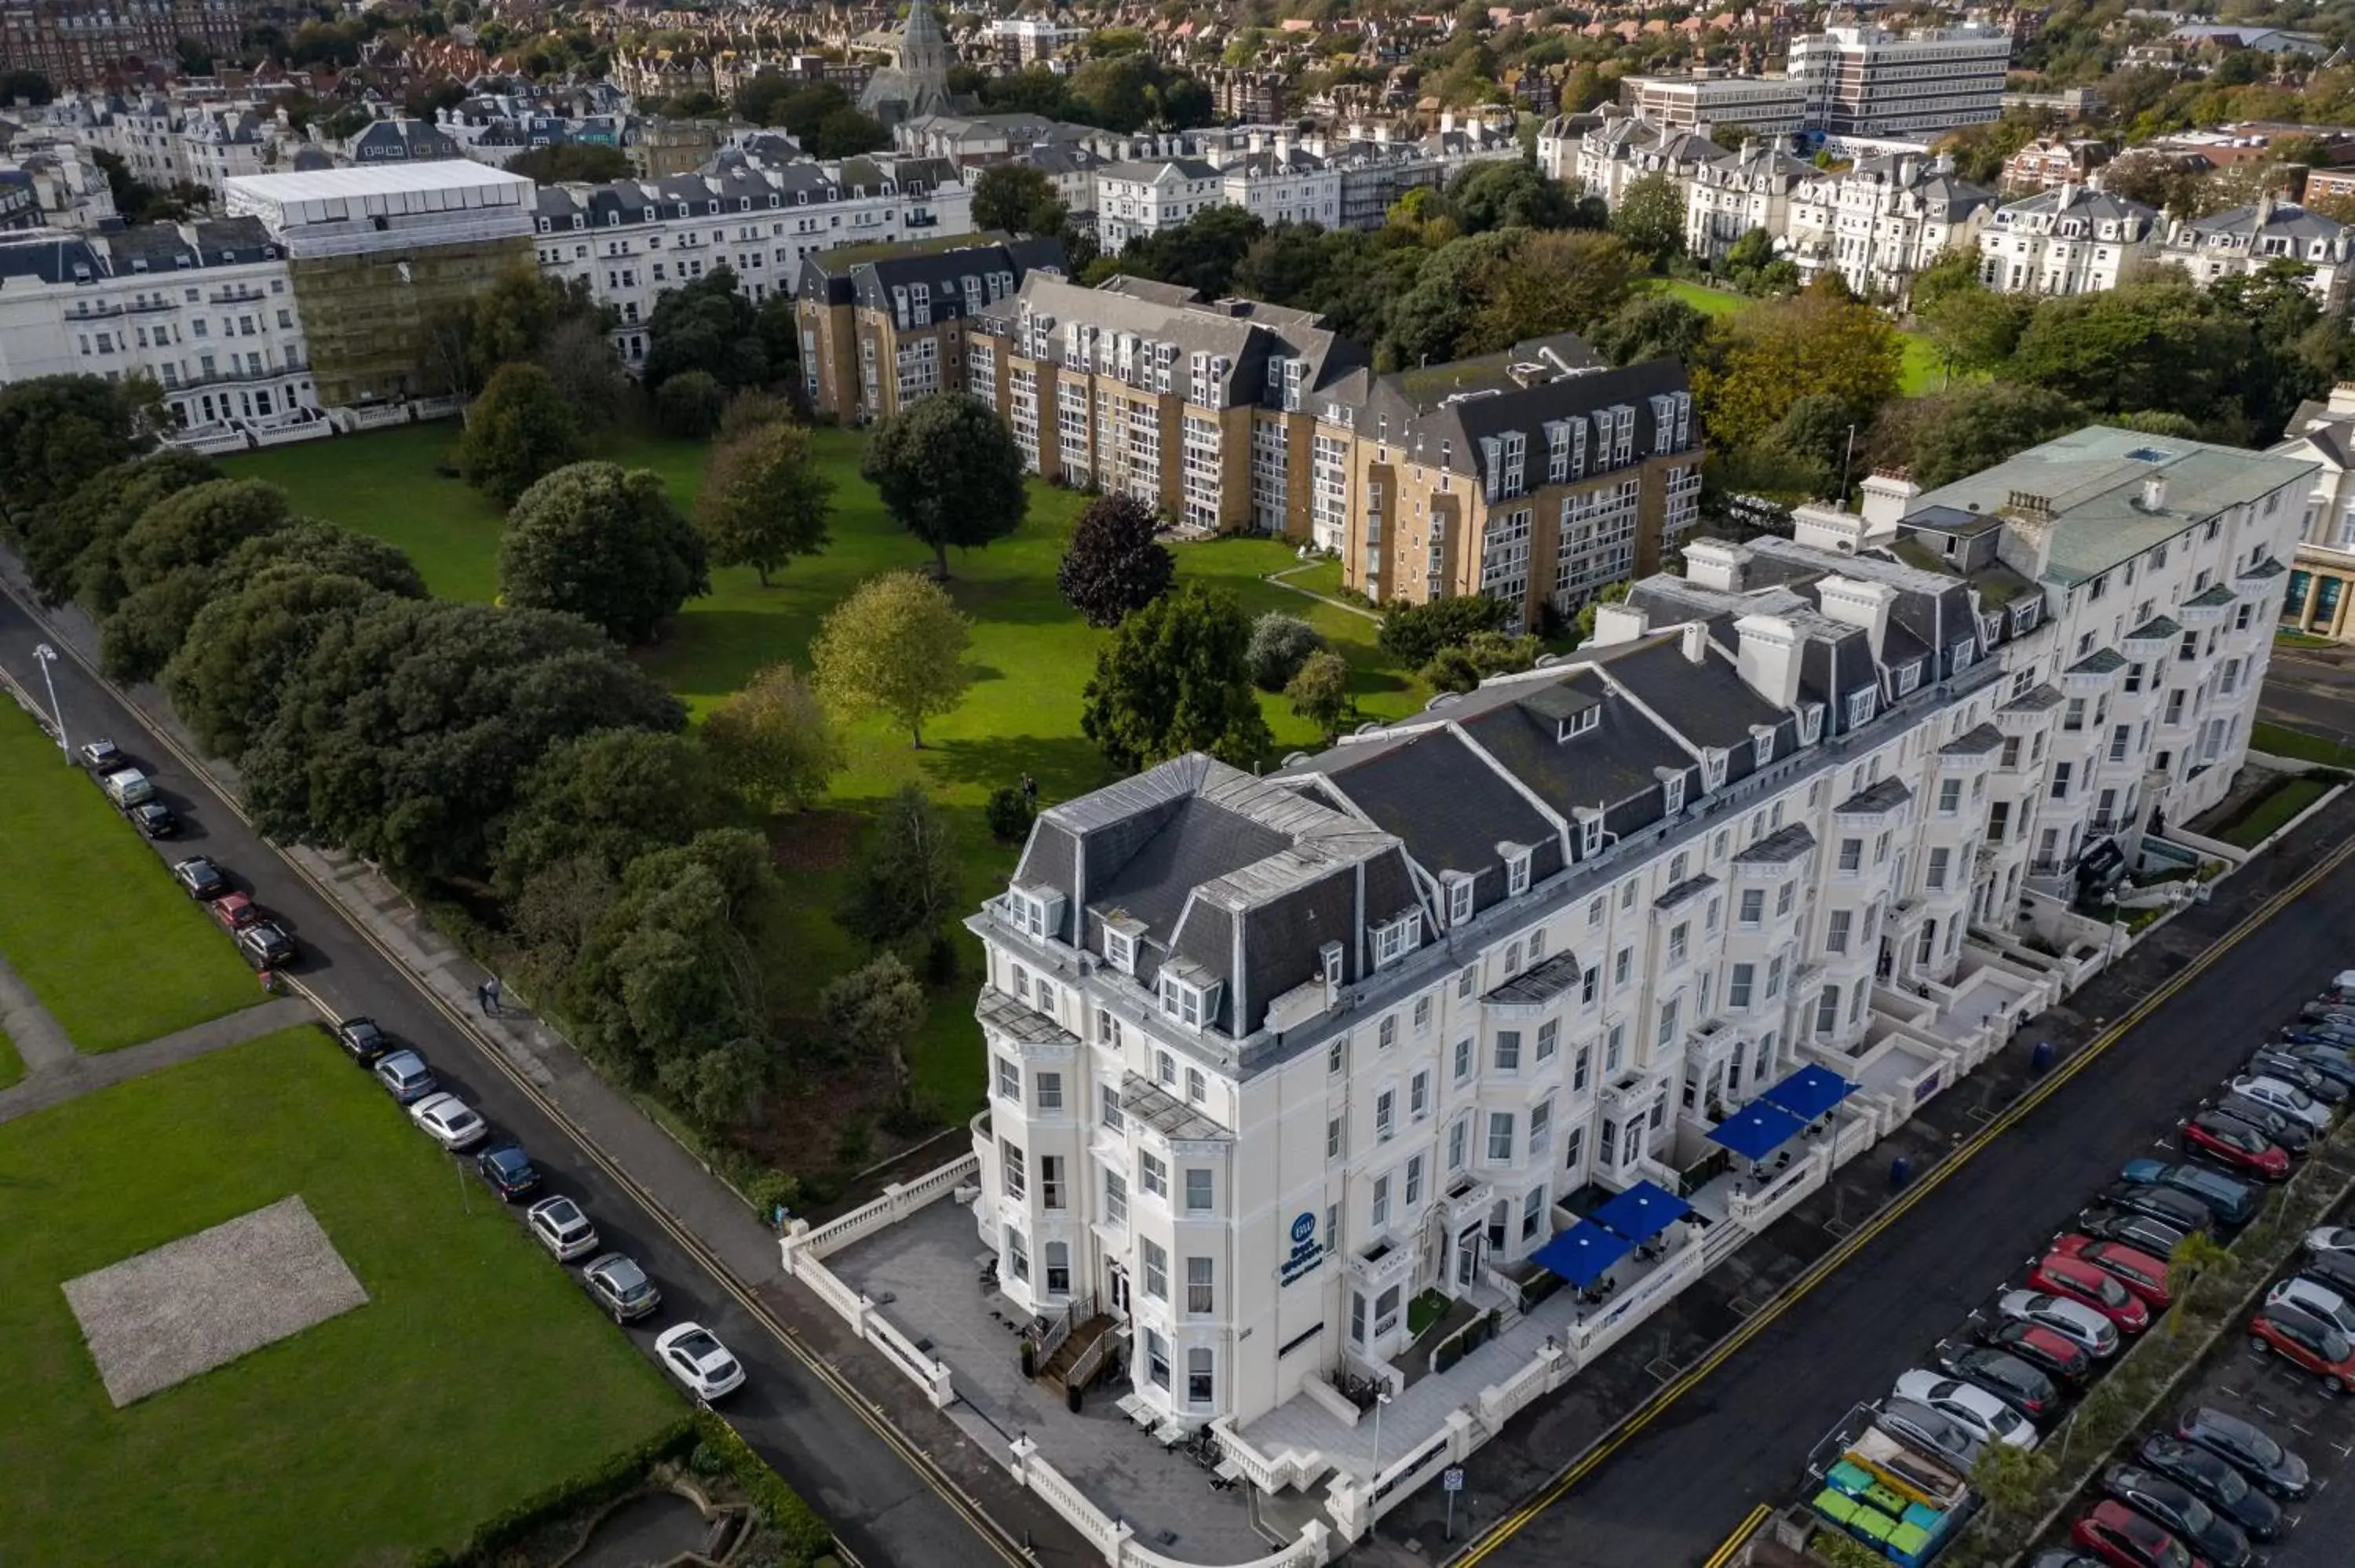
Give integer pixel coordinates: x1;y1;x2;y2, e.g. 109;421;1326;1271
243;597;687;884
699;662;843;814
860;393;1028;578
496;727;729;897
1589;294;1712;368
1445;158;1581;234
165;567;397;759
1057;492;1174;628
696;420;834;586
971;162;1068;236
499;462;710;644
100;478;294;680
456;362;584;505
1377;594;1513;666
643;264;767;389
0;374;155;536
811;571;973;747
29;447;217;608
1612;171;1689;268
2004;279;2251;428
1904;382;2087;491
818;953;926;1105
840;784;961;950
1691;280;1904;454
1468;229;1641;353
1080;582;1274;771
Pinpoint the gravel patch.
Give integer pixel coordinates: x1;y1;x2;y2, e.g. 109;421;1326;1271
61;1194;368;1407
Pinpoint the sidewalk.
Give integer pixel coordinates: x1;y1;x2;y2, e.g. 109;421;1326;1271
0;994;316;1124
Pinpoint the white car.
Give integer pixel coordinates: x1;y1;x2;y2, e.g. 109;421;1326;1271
655;1322;745;1402
407;1092;487;1151
2307;1224;2355;1258
1996;1289;2121;1359
2267;1276;2355;1338
2229;1074;2331;1131
527;1195;601;1262
1893;1369;2039;1449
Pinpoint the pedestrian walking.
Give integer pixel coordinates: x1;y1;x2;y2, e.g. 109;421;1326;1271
484;975;503;1016
1020;771;1038;806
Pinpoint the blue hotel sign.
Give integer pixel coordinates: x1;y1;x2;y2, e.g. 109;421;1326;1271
1279;1211;1324;1286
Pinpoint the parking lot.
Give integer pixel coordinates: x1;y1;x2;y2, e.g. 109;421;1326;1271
2173;1293;2355;1568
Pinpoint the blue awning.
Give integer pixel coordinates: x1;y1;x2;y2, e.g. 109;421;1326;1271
1708;1099;1808;1162
1761;1063;1855;1124
1530;1223;1634;1288
1587;1179;1693;1245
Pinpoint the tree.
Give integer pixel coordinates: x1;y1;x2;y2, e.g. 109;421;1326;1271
2165;1231;2239;1338
1096;204;1266;297
1691;283;1904;454
811;571;973;747
1247;611;1325;691
1905;383;2087;490
696;422;833;587
535;316;628;432
813;107;891;159
456;362;584;505
497;728;728;896
654;369;726;438
1446;159;1579;234
27;447;214;608
1422;630;1539;692
1612;172;1688;268
1081;583;1275;771
467;264;601;384
1286;649;1353;739
644;266;767;390
699;662;843;814
841;784;961;949
166;568;393;759
502;143;634;184
1470;229;1642;352
1378;594;1513;666
734;71;798;127
500;462;710;644
1967;1443;2057;1543
0;69;53;106
2004;279;2250;426
972;162;1069;237
0;375;153;535
860;393;1028;578
1589;294;1712;367
818;953;926;1105
100;478;295;680
1057;493;1174;628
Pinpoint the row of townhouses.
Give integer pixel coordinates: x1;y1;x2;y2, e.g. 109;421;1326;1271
960;422;2308;1482
794;235;1703;625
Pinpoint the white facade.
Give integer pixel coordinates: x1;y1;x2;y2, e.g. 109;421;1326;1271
1685;143;1810;262
1620;71;1810;138
1221;152;1340;230
2159;197;2355;314
1094;159;1225;253
1787;24;2013;139
1569;112;1726;210
224;160;539;258
1784;153;1994;302
1977;184;2162;297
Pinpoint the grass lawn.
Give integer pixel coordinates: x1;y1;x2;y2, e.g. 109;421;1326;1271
0;698;261;1052
232;425;1430;1133
0;1026;681;1566
0;1023;19;1091
2251;720;2355;771
2218;775;2335;848
1653;277;1748;318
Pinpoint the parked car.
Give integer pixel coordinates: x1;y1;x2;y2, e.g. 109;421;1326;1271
475;1141;542;1203
2205;1095;2312;1154
2028;1554;2101;1568
207;892;260;932
2098;1465;2252;1568
2280;1043;2355;1092
1997;1290;2122;1359
235;921;295;969
2134;1433;2284;1541
2295;1249;2355;1301
582;1253;662;1322
1895;1368;2041;1446
655;1323;746;1402
1930;1340;2060;1420
2118;1159;2259;1227
334;1017;389;1067
2093;1182;2215;1238
2239;1056;2345;1110
1873;1396;1985;1471
2028;1251;2152;1333
129;800;179;838
2247;1301;2355;1393
526;1195;600;1262
408;1092;488;1152
171;855;228;900
78;738;123;771
2306;1224;2355;1259
2265;1275;2355;1337
100;766;153;808
373;1049;437;1105
2079;1207;2195;1259
2280;1021;2355;1050
2050;1234;2174;1310
2068;1500;2196;1568
2181;1110;2291;1180
2174;1406;2310;1497
2298;1001;2355;1026
1975;1318;2096;1385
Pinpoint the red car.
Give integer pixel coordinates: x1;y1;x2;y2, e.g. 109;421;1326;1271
1976;1317;2094;1385
2029;1251;2152;1334
2051;1234;2175;1311
2182;1112;2291;1181
2248;1305;2355;1394
207;891;260;932
2072;1499;2204;1567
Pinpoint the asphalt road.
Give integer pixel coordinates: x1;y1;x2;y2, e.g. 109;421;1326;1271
2262;647;2355;748
0;593;1009;1568
1475;837;2355;1567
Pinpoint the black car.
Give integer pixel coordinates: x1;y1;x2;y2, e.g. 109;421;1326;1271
2246;1049;2348;1104
1930;1340;2058;1420
171;855;229;901
1974;1317;2094;1385
2175;1406;2311;1498
2282;1043;2355;1092
476;1142;542;1203
2079;1206;2194;1257
2284;1021;2355;1050
129;800;179;838
334;1016;389;1067
235;921;296;969
2207;1096;2313;1154
2093;1181;2214;1237
2296;1249;2355;1300
2098;1464;2253;1567
2135;1433;2283;1541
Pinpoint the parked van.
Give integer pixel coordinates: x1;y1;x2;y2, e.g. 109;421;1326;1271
101;767;155;808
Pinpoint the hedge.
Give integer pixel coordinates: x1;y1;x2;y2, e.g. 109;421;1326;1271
411;1414;697;1567
692;1409;838;1566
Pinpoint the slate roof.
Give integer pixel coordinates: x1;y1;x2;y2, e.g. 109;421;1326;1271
795;232;1063;309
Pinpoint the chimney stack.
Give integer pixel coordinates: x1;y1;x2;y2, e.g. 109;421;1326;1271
1680;621;1709;663
1995;490;2058;582
1815;576;1898;659
1683;538;1752;593
1589;601;1650;647
1735;614;1803;709
2141;473;2168;512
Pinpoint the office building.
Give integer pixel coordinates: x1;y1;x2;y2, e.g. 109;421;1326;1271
1618;71;1809;139
1787;24;2012;139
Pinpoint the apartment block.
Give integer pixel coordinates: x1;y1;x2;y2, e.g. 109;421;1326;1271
2273;385;2355;641
1094;159;1225;253
1784;152;1995;303
2159;196;2354;314
1787;23;2013;139
0;1;255;89
794;233;1062;423
962;425;2307;1444
1685;141;1812;263
1977;184;2162;297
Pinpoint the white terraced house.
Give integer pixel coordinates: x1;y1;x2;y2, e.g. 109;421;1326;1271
956;427;2308;1531
1977;183;2163;297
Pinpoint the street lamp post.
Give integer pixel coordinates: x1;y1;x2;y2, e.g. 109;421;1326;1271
31;642;68;759
1368;1388;1393;1504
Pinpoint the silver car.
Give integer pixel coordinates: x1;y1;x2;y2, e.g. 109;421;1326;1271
1997;1289;2122;1358
1875;1396;1984;1471
582;1252;662;1322
527;1196;601;1262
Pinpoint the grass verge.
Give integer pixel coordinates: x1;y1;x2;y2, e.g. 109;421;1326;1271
2251;720;2355;771
2218;775;2334;848
0;697;261;1052
0;1022;19;1090
0;1026;681;1566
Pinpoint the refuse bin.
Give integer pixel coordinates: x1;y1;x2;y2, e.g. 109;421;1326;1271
1889;1155;1913;1191
1067;1384;1083;1414
2031;1040;2056;1074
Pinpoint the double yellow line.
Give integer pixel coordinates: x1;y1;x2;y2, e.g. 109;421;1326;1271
8;589;1024;1568
1452;828;2355;1566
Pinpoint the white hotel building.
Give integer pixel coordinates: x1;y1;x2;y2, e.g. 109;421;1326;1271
962;428;2308;1464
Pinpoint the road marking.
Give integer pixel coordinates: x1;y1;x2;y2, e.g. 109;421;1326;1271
3;591;1019;1568
1448;828;2355;1566
1700;1504;1771;1568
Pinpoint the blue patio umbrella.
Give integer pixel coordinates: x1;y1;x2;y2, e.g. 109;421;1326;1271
1759;1063;1856;1124
1707;1099;1808;1162
1587;1179;1694;1245
1529;1223;1635;1289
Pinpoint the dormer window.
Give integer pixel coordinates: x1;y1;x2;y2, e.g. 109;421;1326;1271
1802;703;1825;745
1702;749;1727;790
1504;848;1532;896
1577;813;1603;858
1847;689;1876;727
1448;877;1475;927
1557;706;1599;742
1893;661;1921;697
1159;975;1207;1030
1006;885;1061;942
1104;926;1136;975
1952;637;1976;672
1373;910;1422;970
2014;600;2040;633
1663;774;1686;814
1753;727;1776;768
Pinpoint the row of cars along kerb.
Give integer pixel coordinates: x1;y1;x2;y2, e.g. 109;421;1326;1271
80;737;179;840
1799;969;2355;1568
332;1013;746;1405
